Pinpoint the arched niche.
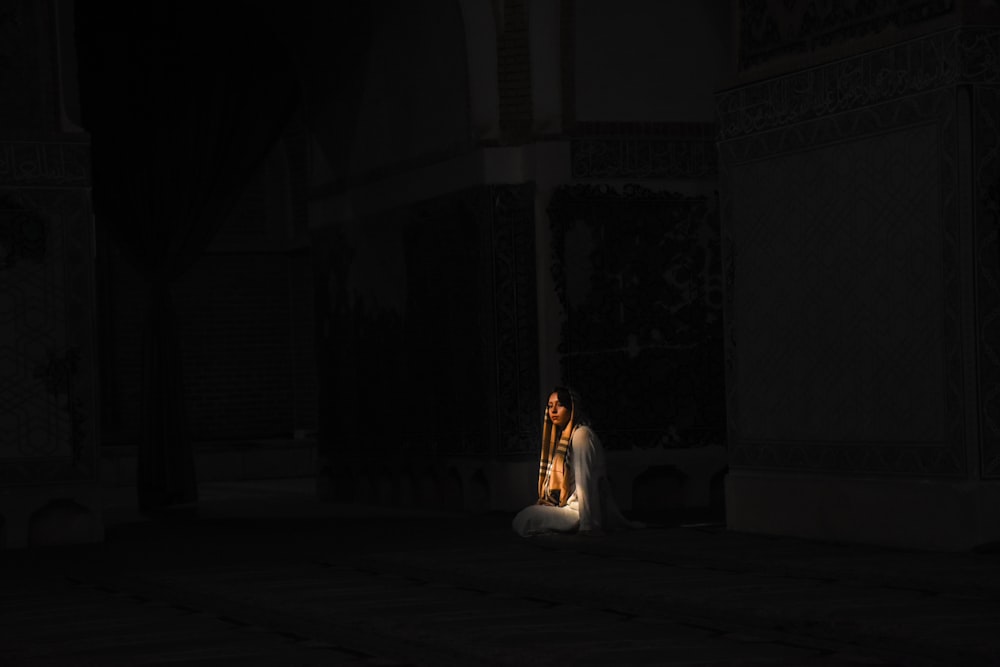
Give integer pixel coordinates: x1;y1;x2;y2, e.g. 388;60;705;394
27;498;101;547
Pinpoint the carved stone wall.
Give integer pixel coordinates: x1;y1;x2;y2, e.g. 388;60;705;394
737;0;958;72
0;142;90;186
0;0;101;547
0;151;97;486
975;84;1000;477
722;28;1000;140
488;184;541;454
548;184;725;451
570;122;718;180
719;27;1000;478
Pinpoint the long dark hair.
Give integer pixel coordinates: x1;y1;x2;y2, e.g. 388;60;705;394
549;385;590;427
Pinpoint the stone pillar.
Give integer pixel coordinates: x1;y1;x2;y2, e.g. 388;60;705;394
718;1;1000;550
0;0;102;547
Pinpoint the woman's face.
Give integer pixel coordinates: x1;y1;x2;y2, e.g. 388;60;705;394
547;392;571;427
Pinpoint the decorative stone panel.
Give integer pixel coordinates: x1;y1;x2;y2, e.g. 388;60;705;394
720;27;1000;141
975;84;1000;478
549;184;725;451
0;184;98;485
737;0;957;72
570;122;718;180
716;30;990;477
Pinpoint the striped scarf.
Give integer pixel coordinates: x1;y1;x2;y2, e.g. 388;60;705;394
537;406;575;507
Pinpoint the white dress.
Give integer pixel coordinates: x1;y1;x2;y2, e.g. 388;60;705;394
512;425;636;536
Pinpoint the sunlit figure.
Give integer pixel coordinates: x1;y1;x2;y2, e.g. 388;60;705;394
512;387;640;537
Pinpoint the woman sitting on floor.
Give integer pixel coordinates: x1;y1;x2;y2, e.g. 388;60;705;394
512;386;640;537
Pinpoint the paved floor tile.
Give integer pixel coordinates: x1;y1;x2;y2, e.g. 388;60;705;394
6;485;1000;666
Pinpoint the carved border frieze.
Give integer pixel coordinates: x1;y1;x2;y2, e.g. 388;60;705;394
0;141;90;187
738;0;957;71
719;27;1000;140
571;123;718;180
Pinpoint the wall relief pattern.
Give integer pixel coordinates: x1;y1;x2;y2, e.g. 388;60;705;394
571;122;718;180
0;186;97;485
976;85;1000;478
549;184;725;451
720;27;1000;478
0;201;46;269
719;86;964;477
738;0;956;71
720;27;1000;141
488;183;541;455
0;142;90;187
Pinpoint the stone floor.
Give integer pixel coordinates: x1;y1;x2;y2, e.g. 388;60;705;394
3;479;1000;666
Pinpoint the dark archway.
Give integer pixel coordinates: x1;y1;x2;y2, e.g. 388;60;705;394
76;1;302;512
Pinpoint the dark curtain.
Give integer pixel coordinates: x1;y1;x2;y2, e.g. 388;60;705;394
77;2;300;511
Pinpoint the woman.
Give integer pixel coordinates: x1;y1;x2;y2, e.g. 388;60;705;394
512;386;638;536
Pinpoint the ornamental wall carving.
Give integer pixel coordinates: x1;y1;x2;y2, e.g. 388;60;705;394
718;27;1000;477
